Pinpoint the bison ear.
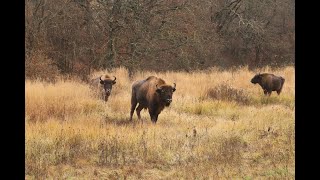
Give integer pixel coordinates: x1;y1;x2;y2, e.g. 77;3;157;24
172;88;176;92
112;81;116;85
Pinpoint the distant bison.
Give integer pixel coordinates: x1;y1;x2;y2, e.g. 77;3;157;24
251;73;285;96
130;76;176;123
90;74;116;102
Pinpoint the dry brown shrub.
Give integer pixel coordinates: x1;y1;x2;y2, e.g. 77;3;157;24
25;51;60;82
207;83;250;105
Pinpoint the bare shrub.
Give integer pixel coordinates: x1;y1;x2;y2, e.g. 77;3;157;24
25;51;60;82
207;83;250;105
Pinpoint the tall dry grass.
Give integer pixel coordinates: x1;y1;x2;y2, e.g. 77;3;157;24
26;66;295;179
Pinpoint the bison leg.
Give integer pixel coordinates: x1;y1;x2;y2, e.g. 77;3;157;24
150;115;157;123
153;114;159;123
149;113;159;123
267;91;272;96
263;89;268;96
104;95;109;102
148;109;158;123
130;100;138;121
136;104;144;120
149;108;155;123
276;82;284;95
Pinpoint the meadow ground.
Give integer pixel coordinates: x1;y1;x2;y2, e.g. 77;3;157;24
26;66;295;179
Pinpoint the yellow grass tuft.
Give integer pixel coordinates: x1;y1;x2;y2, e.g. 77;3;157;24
26;66;295;179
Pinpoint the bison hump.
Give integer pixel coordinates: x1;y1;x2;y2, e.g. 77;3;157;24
145;76;166;84
146;76;157;81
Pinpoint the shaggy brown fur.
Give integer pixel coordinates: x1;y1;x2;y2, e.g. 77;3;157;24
251;73;285;96
90;75;116;102
130;76;176;123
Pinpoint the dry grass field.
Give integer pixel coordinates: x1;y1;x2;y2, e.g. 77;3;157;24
25;66;295;179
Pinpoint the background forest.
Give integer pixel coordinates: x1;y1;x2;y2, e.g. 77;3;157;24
26;0;294;80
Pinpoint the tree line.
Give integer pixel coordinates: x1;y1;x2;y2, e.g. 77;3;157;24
26;0;295;80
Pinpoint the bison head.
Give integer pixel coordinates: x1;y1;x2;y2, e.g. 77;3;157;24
156;83;176;106
100;76;116;101
251;74;262;84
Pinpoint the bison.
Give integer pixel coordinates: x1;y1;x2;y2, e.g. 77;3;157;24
251;73;285;96
90;74;116;102
129;76;176;123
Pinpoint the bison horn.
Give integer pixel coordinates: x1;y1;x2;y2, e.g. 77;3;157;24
173;83;176;89
113;76;116;81
156;84;160;89
100;75;106;81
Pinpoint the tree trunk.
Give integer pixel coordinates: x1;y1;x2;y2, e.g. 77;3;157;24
106;28;117;68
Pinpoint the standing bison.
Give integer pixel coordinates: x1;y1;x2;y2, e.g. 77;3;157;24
130;76;176;123
90;74;116;102
251;73;285;96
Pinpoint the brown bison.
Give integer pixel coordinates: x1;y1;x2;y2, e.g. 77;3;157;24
251;73;285;96
129;76;176;123
90;74;116;102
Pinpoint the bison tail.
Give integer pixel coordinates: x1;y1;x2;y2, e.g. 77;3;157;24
281;77;285;85
279;77;285;93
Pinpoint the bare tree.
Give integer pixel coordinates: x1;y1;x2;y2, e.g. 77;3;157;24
211;0;294;68
25;0;295;79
